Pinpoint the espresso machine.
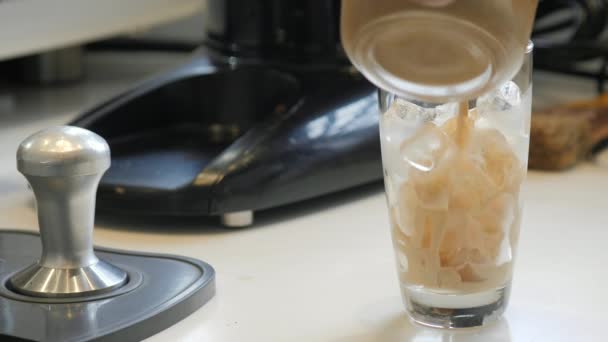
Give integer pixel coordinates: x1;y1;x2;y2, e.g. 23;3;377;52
70;0;384;227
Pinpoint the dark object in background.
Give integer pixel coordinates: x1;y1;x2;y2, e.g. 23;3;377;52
72;0;381;227
67;0;608;224
533;0;608;93
204;0;343;63
0;46;84;84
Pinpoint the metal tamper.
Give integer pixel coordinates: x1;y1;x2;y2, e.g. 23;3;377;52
0;125;215;341
9;126;127;297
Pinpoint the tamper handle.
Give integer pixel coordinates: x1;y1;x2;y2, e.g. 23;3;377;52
10;126;126;298
17;126;109;268
27;175;101;268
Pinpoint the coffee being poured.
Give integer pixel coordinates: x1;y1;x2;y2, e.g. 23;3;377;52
341;0;538;102
342;0;538;328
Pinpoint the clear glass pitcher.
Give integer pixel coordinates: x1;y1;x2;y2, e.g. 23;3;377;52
341;0;538;102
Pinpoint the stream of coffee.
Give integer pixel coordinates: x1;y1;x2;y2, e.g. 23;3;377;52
455;102;471;149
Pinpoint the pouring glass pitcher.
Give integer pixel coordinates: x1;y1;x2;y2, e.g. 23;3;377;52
341;0;538;102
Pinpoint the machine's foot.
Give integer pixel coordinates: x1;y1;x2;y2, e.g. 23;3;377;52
221;211;254;227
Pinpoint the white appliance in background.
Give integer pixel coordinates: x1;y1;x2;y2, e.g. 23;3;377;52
136;3;207;44
0;0;204;61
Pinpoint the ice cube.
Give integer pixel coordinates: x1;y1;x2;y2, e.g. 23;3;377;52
476;81;525;140
396;250;409;273
387;98;459;127
499;81;522;108
383;172;399;206
458;264;485;282
438;268;462;287
386;98;437;122
411;169;450;211
381;106;418;147
463;218;486;259
405;248;440;286
391;210;413;251
400;122;453;173
508;205;523;258
433;102;459;126
477;193;517;264
448;154;498;210
438;211;488;266
389;205;400;229
380;112;416;178
478;81;521;111
477;193;516;235
474;129;523;191
468;262;512;287
477;193;518;265
494;234;512;266
510;86;533;161
438;211;467;266
396;184;418;236
412;208;447;249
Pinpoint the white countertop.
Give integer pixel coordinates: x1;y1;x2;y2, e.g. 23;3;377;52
0;52;606;341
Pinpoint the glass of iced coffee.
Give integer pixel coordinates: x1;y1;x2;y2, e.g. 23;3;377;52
379;43;533;328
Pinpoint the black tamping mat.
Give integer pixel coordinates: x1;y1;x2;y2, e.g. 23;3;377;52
0;230;215;342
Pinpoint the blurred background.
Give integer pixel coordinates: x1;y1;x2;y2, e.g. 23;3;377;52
0;0;607;225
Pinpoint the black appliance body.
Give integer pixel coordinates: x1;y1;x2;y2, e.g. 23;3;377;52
72;0;383;226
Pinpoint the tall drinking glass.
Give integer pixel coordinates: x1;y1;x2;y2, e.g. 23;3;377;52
379;42;533;328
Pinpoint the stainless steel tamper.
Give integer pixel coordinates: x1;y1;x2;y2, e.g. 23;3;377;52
9;126;127;297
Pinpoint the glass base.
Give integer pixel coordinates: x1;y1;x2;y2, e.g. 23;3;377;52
403;283;510;329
